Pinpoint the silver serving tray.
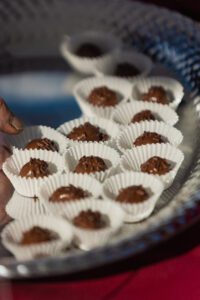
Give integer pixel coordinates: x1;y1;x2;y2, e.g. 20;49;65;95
0;0;200;279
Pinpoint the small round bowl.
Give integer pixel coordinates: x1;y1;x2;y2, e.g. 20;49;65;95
60;30;121;74
94;49;153;80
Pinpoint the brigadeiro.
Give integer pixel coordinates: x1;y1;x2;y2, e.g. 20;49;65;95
20;226;58;245
74;155;108;174
133;132;166;147
140;86;170;105
67;122;109;142
88;86;119;107
131;110;156;123
49;185;90;203
75;43;103;58
73;209;107;229
114;62;140;77
19;158;51;178
25;138;58;152
140;156;171;175
116;185;149;203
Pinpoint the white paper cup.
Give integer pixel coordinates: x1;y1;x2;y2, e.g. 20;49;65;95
112;101;179;127
1;215;73;260
64;143;120;182
6;192;48;220
120;144;184;188
60;198;124;250
3;149;64;197
73;76;131;118
57;116;119;148
39;173;103;215
103;172;164;222
116;120;183;154
60;31;121;74
6;125;68;154
131;76;184;110
94;49;153;80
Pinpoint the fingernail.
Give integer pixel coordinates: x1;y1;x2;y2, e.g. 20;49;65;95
10;116;23;131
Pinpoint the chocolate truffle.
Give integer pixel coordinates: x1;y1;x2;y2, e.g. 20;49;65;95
131;110;156;124
114;62;139;77
74;156;108;174
140;156;171;175
116;185;149;203
141;86;169;105
49;185;90;202
75;43;103;58
73;209;107;229
20;226;58;245
88;86;119;107
133;132;166;146
67;122;109;142
19;158;51;178
25;138;58;152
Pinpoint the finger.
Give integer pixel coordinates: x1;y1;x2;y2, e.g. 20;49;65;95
0;98;23;134
0;145;11;169
0;171;13;225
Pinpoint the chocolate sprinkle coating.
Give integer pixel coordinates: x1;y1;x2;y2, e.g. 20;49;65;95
141;86;169;105
116;185;149;203
140;156;171;175
88;86;118;107
20;226;58;245
74;156;108;174
73;209;107;229
25;138;58;152
131;110;156;124
49;185;90;202
19;158;51;178
75;43;103;58
133;132;166;146
67;122;109;142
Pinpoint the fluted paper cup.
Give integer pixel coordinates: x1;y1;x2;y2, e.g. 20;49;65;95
1;215;73;260
64;143;120;182
60;31;121;74
6;192;48;220
3;149;64;197
73;76;131;118
112;101;179;127
57;116;119;148
120;144;184;188
61;198;124;250
94;49;153;80
103;172;164;222
6;125;68;154
131;76;184;110
116;120;183;153
39;173;103;215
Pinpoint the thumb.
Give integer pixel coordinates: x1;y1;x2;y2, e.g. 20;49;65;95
0;98;23;134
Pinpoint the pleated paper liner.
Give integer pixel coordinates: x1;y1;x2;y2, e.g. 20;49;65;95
73;76;131;118
131;76;184;110
59;198;124;250
103;172;164;223
39;173;103;215
57;116;119;149
94;49;153;80
1;215;73;260
60;30;121;74
111;101;179;127
116;120;183;154
64;142;120;182
2;149;64;197
120;143;184;188
6;192;48;220
6;125;68;154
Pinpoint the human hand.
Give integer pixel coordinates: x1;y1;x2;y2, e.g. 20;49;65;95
0;98;23;224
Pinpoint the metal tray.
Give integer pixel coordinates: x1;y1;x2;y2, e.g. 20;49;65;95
1;0;200;279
